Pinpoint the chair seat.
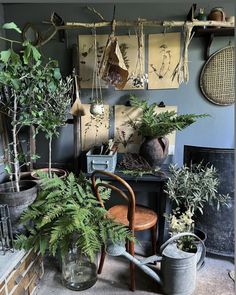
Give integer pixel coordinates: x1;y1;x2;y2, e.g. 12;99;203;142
108;204;158;231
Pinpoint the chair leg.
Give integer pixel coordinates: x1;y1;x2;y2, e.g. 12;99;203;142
98;245;106;274
151;223;157;255
125;240;129;252
129;239;135;291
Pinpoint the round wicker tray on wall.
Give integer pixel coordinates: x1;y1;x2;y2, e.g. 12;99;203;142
200;46;235;106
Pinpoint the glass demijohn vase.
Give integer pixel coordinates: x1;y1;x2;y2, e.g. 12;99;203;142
62;246;97;291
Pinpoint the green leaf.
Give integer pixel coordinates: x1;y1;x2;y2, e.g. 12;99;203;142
23;45;31;64
10;50;20;64
31;46;41;61
31;154;40;160
11;78;19;89
4;164;12;174
2;22;21;33
0;49;11;63
53;68;61;80
39;236;48;256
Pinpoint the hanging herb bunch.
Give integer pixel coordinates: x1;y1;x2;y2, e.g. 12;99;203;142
90;28;104;116
129;21;148;88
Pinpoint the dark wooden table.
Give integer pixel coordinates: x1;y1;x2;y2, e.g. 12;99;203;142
86;166;171;252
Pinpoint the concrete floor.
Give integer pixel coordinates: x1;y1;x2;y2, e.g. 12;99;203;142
36;253;235;295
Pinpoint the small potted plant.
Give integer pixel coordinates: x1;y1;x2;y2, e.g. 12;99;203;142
129;95;208;167
16;172;133;291
29;68;73;179
165;163;230;250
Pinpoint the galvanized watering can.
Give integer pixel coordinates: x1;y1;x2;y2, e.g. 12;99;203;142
106;232;206;295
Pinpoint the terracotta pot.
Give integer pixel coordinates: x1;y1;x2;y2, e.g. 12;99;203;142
31;168;67;180
208;7;226;22
139;136;169;168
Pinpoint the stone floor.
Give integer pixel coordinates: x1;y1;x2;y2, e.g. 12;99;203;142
36;253;235;295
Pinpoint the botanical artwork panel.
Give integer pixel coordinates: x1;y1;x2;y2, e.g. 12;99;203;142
115;35;145;90
78;35;145;90
114;105;177;154
79;35;108;89
114;105;143;153
81;104;110;151
148;33;181;89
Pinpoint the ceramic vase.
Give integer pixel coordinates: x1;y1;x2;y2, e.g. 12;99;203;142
139;136;169;168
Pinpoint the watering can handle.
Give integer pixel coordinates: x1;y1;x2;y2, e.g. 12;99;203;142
160;232;206;271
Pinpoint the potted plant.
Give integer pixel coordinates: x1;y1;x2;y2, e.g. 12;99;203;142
16;172;133;291
129;95;208;167
28;60;73;179
165;163;230;251
0;22;41;232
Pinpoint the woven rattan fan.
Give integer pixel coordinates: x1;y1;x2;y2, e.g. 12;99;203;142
200;46;235;106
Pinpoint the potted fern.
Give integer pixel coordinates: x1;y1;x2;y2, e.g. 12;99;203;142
16;172;132;291
129;95;208;167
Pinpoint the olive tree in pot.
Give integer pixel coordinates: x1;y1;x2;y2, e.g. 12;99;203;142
0;23;42;232
29;67;73;179
129;95;208;167
16;172;133;291
164;163;230;252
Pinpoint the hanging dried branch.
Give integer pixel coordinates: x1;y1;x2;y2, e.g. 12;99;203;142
61;20;234;29
183;24;194;83
87;6;105;21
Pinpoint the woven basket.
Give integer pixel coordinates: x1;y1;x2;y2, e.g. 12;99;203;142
200;46;235;106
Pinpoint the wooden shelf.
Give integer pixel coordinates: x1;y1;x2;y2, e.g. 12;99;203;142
194;27;234;37
193;26;234;60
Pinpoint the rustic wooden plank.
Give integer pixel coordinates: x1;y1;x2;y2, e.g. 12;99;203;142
0;285;6;295
6;251;37;293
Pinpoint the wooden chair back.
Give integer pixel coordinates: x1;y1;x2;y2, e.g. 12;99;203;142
91;170;136;231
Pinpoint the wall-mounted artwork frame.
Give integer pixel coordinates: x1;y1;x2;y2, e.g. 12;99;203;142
114;105;178;154
148;32;181;89
80;104;110;151
78;34;145;90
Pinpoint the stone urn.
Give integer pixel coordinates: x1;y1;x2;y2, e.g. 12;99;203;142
139;136;169;168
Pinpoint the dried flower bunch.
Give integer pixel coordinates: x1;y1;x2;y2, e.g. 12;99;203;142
129;73;148;88
129;21;148;88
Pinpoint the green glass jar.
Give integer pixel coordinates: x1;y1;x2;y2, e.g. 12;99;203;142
62;246;98;291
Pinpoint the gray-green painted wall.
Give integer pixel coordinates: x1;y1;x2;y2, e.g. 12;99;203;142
2;2;235;169
0;3;5;182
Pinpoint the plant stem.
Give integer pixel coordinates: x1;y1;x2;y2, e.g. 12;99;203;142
48;136;52;178
0;36;22;44
13;94;20;192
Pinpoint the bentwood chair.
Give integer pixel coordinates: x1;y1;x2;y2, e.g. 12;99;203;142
91;170;158;291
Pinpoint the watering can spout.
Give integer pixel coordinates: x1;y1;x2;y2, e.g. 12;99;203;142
106;243;163;285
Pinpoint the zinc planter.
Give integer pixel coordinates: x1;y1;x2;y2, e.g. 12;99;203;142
0;180;38;234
